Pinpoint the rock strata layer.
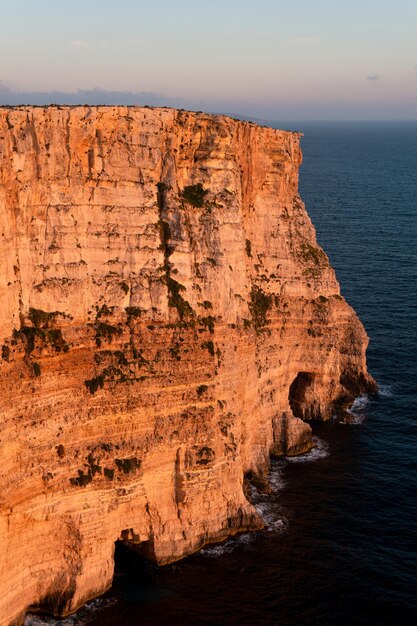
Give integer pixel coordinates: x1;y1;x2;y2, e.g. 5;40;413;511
0;106;376;625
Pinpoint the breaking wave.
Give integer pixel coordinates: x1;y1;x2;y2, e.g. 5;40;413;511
346;394;370;423
253;461;287;532
24;599;116;626
202;461;288;558
200;532;256;558
286;436;329;463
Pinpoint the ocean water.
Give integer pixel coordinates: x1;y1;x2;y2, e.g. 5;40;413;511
28;121;417;626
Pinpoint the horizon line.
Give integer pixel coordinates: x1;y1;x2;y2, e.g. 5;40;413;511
0;103;416;124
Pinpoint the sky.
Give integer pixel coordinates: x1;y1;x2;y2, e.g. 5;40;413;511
0;0;416;120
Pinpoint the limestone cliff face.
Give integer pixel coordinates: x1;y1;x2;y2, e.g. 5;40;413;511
0;106;376;625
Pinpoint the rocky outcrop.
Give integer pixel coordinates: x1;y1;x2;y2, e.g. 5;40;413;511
0;106;376;625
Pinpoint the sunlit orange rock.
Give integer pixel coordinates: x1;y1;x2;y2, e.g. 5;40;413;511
0;106;376;625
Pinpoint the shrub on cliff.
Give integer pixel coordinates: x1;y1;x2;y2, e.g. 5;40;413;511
201;340;215;356
166;277;194;319
197;384;209;396
249;286;272;330
181;183;208;207
199;316;215;333
94;322;122;346
28;307;60;328
1;344;10;361
115;457;141;474
85;375;105;394
70;470;92;487
125;306;141;318
32;361;41;377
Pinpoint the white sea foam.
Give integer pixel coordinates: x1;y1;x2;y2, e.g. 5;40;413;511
200;542;236;557
268;464;286;492
251;463;287;532
254;500;287;532
202;461;288;558
200;532;255;557
25;618;77;626
200;506;286;559
377;383;393;398
24;598;116;626
341;383;393;425
344;394;370;424
286;436;329;463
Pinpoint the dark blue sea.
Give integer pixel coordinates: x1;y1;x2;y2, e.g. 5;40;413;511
31;121;417;626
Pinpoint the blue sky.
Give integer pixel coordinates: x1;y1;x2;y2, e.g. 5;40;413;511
0;0;416;119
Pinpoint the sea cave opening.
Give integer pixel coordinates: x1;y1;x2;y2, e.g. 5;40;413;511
112;539;160;601
288;371;315;419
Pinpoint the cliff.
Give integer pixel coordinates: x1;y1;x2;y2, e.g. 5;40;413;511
0;106;376;625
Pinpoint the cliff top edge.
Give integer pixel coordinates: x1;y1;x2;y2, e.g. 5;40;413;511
0;104;303;136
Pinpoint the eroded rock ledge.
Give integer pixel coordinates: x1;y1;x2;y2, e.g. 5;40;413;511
0;106;376;625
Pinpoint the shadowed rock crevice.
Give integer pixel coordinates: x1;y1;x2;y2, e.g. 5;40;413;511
27;578;77;621
111;540;161;602
118;533;156;564
289;371;317;420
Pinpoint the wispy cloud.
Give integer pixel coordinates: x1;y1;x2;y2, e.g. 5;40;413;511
289;37;321;45
69;40;92;48
367;74;380;81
